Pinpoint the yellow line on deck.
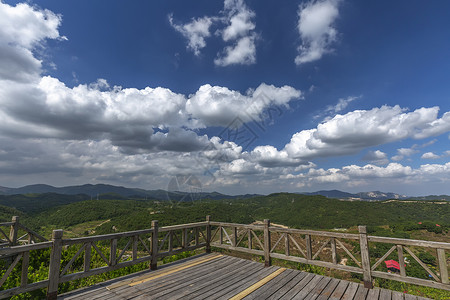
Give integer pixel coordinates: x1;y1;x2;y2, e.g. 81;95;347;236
107;254;222;290
229;268;286;300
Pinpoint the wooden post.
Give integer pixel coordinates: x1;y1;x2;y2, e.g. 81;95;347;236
397;245;406;277
21;251;29;288
132;236;138;261
195;227;199;246
233;227;238;247
47;229;63;300
331;238;337;264
285;233;290;256
305;235;312;260
264;219;271;267
219;226;223;245
9;216;19;246
84;242;91;272
437;249;449;284
168;231;173;253
359;226;373;289
150;220;158;270
182;228;188;248
248;229;252;250
110;239;117;266
206;216;211;253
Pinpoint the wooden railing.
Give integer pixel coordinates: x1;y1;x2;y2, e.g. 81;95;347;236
210;220;450;292
0;219;210;299
0;216;47;248
0;217;448;299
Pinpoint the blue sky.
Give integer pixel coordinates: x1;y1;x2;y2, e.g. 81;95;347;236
0;0;449;196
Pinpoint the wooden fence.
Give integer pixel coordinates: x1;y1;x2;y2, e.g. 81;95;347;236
0;216;448;299
210;220;449;291
0;216;47;248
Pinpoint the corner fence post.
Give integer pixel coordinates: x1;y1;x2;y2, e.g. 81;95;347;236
47;229;63;300
206;215;211;253
437;249;449;284
9;216;19;246
264;219;271;267
150;220;159;270
359;225;373;289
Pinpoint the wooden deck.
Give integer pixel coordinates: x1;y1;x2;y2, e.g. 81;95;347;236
59;254;431;300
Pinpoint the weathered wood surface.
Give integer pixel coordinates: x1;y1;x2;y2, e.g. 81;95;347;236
58;254;432;300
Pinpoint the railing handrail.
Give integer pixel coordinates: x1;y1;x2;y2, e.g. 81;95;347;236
368;235;450;250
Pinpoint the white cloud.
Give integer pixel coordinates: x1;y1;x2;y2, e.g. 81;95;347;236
362;150;389;165
327;96;360;114
0;2;63;83
316;95;360;120
0;2;62;49
186;83;301;127
284;105;450;160
214;35;257;66
0;2;301;154
295;0;340;65
391;147;419;161
221;0;255;41
215;0;257;66
419;162;450;175
249;146;304;168
413;111;450;139
168;0;257;66
421;152;440;159
168;14;214;56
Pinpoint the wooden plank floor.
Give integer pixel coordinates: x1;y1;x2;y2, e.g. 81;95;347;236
59;254;431;300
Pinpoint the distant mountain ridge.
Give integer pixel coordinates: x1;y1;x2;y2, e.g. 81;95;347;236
0;184;447;201
300;190;449;201
299;190;411;201
0;184;260;201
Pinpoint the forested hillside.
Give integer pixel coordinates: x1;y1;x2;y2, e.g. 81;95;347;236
6;192;446;241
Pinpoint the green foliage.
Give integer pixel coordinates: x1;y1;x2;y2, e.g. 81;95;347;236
0;193;89;214
162;251;194;264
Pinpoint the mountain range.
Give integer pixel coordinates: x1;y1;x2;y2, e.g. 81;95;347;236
298;190;409;201
0;184;448;201
0;184;259;202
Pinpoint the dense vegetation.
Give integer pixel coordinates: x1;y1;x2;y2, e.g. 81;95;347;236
17;193;448;239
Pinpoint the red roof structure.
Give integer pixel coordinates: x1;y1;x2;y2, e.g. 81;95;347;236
384;260;400;271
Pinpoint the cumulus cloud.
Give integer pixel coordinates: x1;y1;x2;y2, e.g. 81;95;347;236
391;147;419;161
0;2;63;82
362;150;389;165
295;0;340;65
168;14;214;56
421;152;440;159
249;146;304;168
1;76;300;152
281;162;450;191
214;35;257;66
215;0;257;66
284;105;450;159
186;83;301;127
221;0;255;41
0;2;302;156
168;0;257;66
